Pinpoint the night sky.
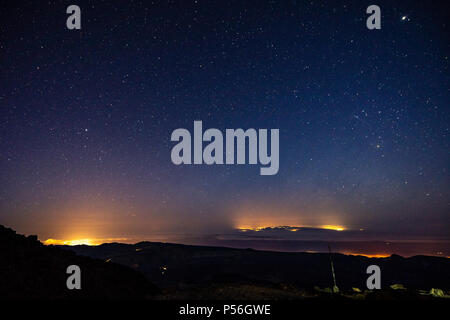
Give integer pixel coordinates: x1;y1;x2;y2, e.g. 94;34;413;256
0;1;449;254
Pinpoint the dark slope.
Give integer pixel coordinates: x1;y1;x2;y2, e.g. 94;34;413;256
0;225;160;299
67;241;450;293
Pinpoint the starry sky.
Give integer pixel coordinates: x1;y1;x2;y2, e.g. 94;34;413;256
0;1;449;252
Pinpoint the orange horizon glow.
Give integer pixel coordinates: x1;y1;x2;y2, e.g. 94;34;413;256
44;238;101;246
42;238;450;258
320;225;345;232
342;252;391;258
44;237;129;246
236;224;346;232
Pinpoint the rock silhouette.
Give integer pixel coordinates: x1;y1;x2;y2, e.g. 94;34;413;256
0;225;160;299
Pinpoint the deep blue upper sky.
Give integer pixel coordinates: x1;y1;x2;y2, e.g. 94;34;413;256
0;0;448;242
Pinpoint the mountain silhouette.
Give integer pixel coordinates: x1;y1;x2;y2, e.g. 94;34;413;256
66;240;450;299
2;224;449;299
0;225;160;299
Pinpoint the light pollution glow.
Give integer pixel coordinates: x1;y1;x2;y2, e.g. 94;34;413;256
341;252;391;258
237;225;346;232
43;224;346;246
231;203;348;234
44;237;129;246
44;238;100;246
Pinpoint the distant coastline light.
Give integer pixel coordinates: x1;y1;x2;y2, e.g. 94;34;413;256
343;252;391;258
320;225;345;232
44;237;130;246
44;238;99;246
236;225;345;232
237;226;266;232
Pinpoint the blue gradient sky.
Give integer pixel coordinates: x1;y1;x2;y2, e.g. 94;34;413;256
0;1;448;250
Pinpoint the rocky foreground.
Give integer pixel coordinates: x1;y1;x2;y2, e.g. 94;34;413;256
0;225;159;299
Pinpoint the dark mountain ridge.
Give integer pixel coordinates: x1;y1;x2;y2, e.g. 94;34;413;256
66;240;450;294
0;225;159;299
2;224;449;300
